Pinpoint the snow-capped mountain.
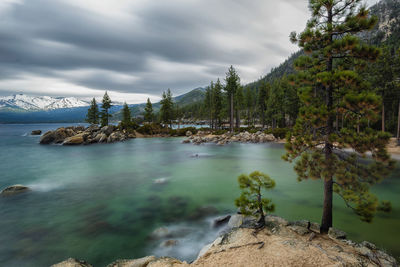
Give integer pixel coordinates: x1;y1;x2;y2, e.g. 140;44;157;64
0;94;90;111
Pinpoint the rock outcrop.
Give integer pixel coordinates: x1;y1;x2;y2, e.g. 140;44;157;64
39;125;135;146
0;184;30;196
182;131;277;145
51;214;398;267
51;258;92;267
31;130;42;135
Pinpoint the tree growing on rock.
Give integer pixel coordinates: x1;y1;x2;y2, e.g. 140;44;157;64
160;89;174;128
224;66;240;132
86;98;99;124
235;171;275;227
144;98;154;123
100;91;112;127
121;103;132;130
284;0;395;233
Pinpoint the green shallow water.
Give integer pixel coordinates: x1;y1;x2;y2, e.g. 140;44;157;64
0;124;399;266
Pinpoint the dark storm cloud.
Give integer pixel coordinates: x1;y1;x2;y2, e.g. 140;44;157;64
0;0;309;102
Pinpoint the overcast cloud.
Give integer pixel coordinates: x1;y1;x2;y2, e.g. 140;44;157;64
0;0;378;103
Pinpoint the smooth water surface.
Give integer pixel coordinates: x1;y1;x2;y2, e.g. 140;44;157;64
0;124;399;266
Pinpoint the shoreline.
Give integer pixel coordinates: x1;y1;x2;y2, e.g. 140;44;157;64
52;214;398;267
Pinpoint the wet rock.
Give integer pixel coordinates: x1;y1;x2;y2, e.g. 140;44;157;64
160;239;178;247
328;227;346;240
39;131;56;144
213;215;231;228
51;258;92;267
150;227;169;239
182;139;191;144
360;241;376;250
63;135;84;145
186;131;193;137
1;184;30;196
31;130;42;135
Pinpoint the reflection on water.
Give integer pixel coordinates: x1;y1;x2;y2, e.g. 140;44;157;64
0;123;399;266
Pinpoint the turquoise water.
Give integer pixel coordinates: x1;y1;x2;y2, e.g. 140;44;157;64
0;124;399;266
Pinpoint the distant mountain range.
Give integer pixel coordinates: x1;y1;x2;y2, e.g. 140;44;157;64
0;94;90;112
0;88;206;123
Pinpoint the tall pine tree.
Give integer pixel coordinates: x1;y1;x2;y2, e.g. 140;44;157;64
86;98;99;125
224;66;240;132
144;98;154;123
121;103;132;129
160;89;174;128
284;0;395;232
100;91;112;127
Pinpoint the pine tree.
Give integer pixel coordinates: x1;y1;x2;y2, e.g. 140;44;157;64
214;78;224;129
258;82;269;128
160;89;174;128
224;66;240;132
284;0;395;232
235;85;244;129
121;103;132;129
205;83;214;128
100;91;112;127
86;98;99;125
245;87;254;127
235;171;275;226
144;98;154;123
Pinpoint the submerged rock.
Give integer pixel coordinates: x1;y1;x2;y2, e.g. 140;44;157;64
0;184;30;196
51;258;92;267
31;130;42;135
160;239;178;247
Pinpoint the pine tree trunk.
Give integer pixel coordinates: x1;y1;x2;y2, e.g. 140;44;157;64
230;94;234;132
261;110;265;129
397;100;400;140
236;109;240;129
382;104;385;132
321;7;334;233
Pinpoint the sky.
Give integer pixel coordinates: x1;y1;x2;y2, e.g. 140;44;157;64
0;0;379;103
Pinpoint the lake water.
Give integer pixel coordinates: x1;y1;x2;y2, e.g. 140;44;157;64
0;124;399;266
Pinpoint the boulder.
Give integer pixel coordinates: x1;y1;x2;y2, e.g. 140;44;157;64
328;227;346;239
106;256;157;267
288;225;310;236
1;184;30;196
40;131;56;144
101;125;115;136
150;227;169;239
265;215;289;226
310;222;321;233
213;215;231;228
86;125;100;133
99;133;108;143
182;139;191;144
63;135;85;146
160;239;178;247
51;258;92;267
31;130;42;135
186;131;193;137
228;214;244;228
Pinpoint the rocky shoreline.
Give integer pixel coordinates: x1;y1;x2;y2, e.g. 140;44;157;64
51;214;398;267
182;130;278;145
39;125;136;145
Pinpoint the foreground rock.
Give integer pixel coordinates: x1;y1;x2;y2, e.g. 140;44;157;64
182;131;277;145
31;130;42;135
52;214;397;267
51;258;92;267
0;184;30;196
39;125;135;146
